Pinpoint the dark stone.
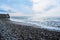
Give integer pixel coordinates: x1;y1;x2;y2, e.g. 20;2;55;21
0;33;5;40
0;14;10;18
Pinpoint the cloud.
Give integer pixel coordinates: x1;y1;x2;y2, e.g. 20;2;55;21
0;4;32;16
9;12;24;16
0;4;16;13
30;0;59;12
0;0;33;17
30;0;49;12
0;4;26;16
29;0;60;21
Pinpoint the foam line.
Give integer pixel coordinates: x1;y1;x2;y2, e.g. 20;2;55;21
10;18;60;32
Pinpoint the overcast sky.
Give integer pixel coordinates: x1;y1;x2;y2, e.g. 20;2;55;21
0;0;60;20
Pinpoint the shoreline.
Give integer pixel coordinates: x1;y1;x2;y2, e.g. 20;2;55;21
0;19;60;40
10;18;60;32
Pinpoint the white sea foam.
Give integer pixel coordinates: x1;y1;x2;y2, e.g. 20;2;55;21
10;18;60;32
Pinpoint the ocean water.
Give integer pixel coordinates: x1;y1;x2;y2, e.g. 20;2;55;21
10;16;60;32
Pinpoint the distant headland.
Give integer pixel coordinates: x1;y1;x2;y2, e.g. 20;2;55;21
0;14;10;18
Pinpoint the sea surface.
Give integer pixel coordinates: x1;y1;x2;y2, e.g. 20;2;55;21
10;16;60;32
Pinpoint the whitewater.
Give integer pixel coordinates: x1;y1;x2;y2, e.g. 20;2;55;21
10;18;60;32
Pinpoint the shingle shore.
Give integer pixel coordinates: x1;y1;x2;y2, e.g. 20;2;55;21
0;19;60;40
0;14;60;40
